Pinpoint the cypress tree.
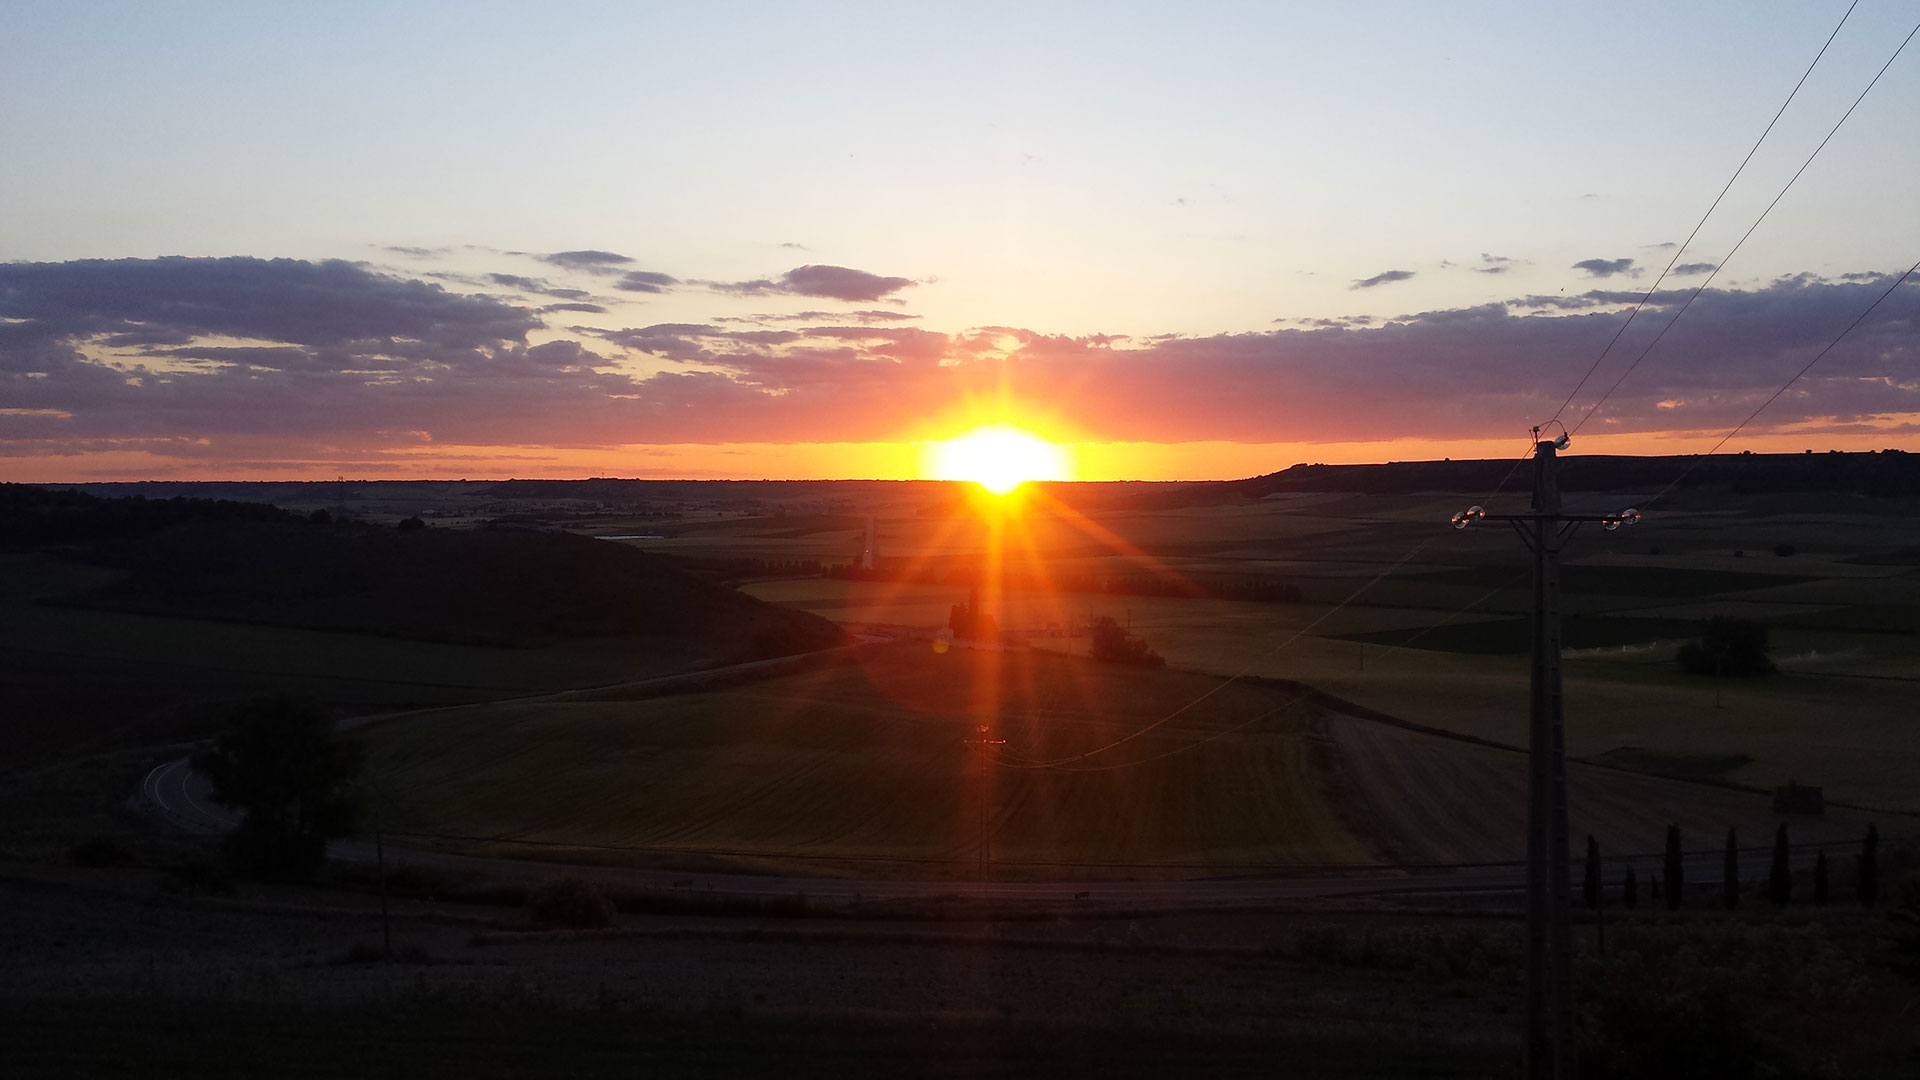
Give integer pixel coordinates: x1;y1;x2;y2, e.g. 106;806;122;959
1860;824;1880;908
1814;849;1829;906
1664;825;1684;911
1583;835;1601;909
1723;827;1739;910
1768;823;1791;906
1623;866;1638;910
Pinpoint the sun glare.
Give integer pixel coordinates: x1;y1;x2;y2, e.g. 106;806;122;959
923;425;1073;494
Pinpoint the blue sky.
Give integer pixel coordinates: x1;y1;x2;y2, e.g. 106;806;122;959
2;2;1916;478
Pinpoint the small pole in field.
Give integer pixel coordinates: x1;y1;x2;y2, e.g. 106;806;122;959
963;726;1005;880
376;824;392;961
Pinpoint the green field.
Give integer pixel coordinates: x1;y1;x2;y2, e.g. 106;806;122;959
361;641;1895;877
362;645;1377;878
711;492;1920;816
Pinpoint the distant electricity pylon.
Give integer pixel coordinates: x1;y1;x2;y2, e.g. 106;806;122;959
1451;427;1640;1080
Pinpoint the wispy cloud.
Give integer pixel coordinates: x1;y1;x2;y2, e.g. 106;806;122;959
1351;269;1415;289
613;270;679;294
714;264;915;303
1573;257;1638;279
537;250;634;271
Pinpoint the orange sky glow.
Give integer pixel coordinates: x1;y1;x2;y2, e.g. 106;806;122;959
13;426;1913;485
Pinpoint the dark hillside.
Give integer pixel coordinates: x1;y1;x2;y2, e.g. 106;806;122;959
1235;450;1920;497
0;484;294;545
52;521;844;654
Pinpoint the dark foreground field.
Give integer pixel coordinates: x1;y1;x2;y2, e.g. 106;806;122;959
7;474;1919;1076
7;859;1920;1079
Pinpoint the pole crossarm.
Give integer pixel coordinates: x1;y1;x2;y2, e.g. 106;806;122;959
1452;505;1643;531
1479;512;1636;524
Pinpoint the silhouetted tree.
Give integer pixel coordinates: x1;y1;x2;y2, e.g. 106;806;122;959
1583;835;1602;909
1664;825;1685;910
1860;824;1880;908
396;515;427;530
192;697;362;880
1813;850;1829;906
1890;882;1920;984
1623;867;1638;910
947;586;999;642
1723;827;1739;910
307;508;332;525
1675;616;1776;677
1090;616;1165;668
1768;824;1792;906
526;878;614;929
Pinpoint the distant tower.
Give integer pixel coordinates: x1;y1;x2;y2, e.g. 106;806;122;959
859;515;877;571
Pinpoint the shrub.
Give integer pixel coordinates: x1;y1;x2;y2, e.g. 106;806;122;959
526;878;614;929
1665;825;1685;911
1676;617;1776;677
68;836;133;868
1723;828;1739;911
192;697;362;881
1090;616;1165;667
1890;879;1920;984
1858;824;1879;908
1768;825;1792;907
1578;945;1822;1078
162;858;237;896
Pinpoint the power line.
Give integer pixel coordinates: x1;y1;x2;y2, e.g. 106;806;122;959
1546;0;1862;429
1568;14;1920;436
1641;259;1918;508
980;569;1529;773
375;827;1873;875
983;534;1447;770
973;8;1912;780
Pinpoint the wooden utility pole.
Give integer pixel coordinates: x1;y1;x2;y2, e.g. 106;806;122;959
1452;431;1639;1079
1524;438;1574;1079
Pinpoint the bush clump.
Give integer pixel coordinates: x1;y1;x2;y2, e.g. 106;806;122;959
68;836;134;868
526;878;615;929
1090;616;1165;668
1676;616;1776;678
161;858;237;896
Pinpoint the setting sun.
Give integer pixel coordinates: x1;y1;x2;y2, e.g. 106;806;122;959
922;425;1074;494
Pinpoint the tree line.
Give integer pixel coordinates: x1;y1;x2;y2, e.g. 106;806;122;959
1581;824;1881;912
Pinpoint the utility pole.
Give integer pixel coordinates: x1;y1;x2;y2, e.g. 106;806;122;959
1452;429;1639;1080
963;726;1005;880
